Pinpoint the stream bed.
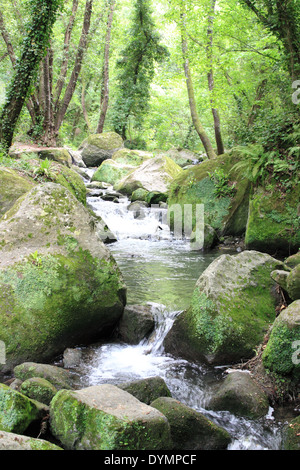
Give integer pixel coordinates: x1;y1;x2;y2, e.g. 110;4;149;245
71;169;292;450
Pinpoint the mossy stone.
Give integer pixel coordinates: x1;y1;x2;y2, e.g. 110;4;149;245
164;251;285;365
283;416;300;450
245;183;300;256
92;159;135;186
20;377;58;405
0;430;63;450
150;397;231;450
262;300;300;380
168;152;250;237
50;385;172;450
0;183;126;372
0;168;34;218
286;265;300;300
209;371;270;419
0;384;40;434
118;377;172;405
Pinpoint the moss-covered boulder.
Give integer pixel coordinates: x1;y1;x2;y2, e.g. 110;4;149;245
285;251;300;269
0;183;126;372
245;183;300;256
164;250;285;365
50;384;172;450
131;188;150;202
0;430;63;450
0;384;41;434
262;300;300;381
112;148;152;167
151;397;231;450
79;132;124;167
9;146;73;168
116;155;183;196
0;168;35;218
209;371;270;419
286;265;300;301
20;377;57;406
91;159;135;187
14;363;75;390
167;153;250;238
283;416;300;450
118;377;172;405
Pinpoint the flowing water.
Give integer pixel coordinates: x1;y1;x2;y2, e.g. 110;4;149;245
73;169;290;450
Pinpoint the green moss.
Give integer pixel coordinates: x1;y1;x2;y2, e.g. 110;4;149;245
168;153;250;235
0;384;39;433
0;250;125;369
245;184;300;255
20;378;57;405
283;417;300;450
262;322;300;379
50;390;171;450
92;160;134;186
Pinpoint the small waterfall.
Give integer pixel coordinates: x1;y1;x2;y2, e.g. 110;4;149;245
76;169;285;451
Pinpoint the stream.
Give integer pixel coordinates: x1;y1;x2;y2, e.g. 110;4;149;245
72;168;289;450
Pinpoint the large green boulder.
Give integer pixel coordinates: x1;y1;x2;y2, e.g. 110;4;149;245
0;430;63;450
209;371;269;419
0;168;34;218
112;148;152;167
92;159;135;187
0;384;41;434
262;300;300;380
167;153;250;238
0;183;126;372
151;397;231;450
50;384;172;450
79;132;124;167
116;155;183;196
245;183;300;256
164;250;285;365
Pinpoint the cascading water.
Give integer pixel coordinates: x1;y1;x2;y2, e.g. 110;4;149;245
74;168;286;450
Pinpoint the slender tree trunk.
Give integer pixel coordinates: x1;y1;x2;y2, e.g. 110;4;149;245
207;0;224;155
247;78;268;127
54;0;79;111
180;4;217;160
41;48;56;145
81;79;92;132
97;0;116;134
54;0;93;135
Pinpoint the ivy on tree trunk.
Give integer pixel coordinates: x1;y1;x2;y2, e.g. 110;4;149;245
0;0;63;150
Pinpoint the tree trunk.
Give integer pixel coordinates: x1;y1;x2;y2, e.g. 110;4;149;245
247;78;268;127
41;49;56;146
97;0;116;134
180;4;217;160
0;0;62;150
54;0;93;135
54;0;79;111
207;0;224;155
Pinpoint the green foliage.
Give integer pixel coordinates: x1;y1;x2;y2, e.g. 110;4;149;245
231;117;300;187
208;168;236;198
32;158;54;180
111;0;169;141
